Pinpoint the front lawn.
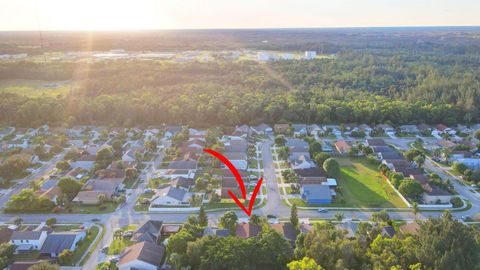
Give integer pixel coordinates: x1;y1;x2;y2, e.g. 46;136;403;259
66;202;118;214
69;226;100;266
108;225;137;255
336;157;407;208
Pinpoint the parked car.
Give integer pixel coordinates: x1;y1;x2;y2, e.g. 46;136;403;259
317;208;328;213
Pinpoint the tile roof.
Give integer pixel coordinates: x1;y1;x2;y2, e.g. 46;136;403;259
236;223;261;238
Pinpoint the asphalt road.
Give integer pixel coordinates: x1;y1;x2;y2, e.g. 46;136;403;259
0;138;479;268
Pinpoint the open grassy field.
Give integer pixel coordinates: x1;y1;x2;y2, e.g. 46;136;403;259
336;157;407;208
0;79;73;97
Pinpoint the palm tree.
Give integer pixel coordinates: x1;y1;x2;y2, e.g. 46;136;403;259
412;202;419;220
97;194;106;205
334;212;344;222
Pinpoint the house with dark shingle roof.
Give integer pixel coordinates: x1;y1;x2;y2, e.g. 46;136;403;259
251;123;272;135
366;139;387;147
170;177;194;190
167;160;197;170
236;223;261;239
10;231;48;252
132;220;163;244
40;230;86;257
117;241;165;270
150;186;189;206
381;226;396;238
270;223;297;245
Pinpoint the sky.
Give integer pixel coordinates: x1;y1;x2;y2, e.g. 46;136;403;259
0;0;479;31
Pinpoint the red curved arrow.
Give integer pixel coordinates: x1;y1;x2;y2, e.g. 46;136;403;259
203;148;246;199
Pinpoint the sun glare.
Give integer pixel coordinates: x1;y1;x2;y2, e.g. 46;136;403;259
35;0;176;30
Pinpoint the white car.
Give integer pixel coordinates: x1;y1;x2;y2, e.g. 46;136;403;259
317;208;328;213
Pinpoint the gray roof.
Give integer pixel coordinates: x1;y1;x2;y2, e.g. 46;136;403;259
167;160;197;170
286;138;309;148
135;220;163;236
40;232;80;254
302;184;332;200
382;226;396;238
40;179;58;190
161;187;186;201
11;231;43;240
224;140;248;152
171;177;194;189
224;152;247;161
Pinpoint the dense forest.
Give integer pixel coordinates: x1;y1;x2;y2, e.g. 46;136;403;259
1;29;480;127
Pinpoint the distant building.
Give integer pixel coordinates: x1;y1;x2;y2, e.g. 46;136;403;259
304;51;317;60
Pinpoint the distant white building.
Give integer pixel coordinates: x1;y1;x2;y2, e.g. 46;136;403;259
257;52;272;61
304;51;317;60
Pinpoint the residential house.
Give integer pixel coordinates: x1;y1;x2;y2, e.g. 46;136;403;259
358;124;373;134
251;124;272;136
221;177;242;198
294;167;327;178
0;228;13;244
40;230;87;257
235;223;261;239
150;186;190;206
286;139;310;160
381;226;396;238
163;125;182;139
335;222;358;239
72;191;106;205
10;231;48;252
161;169;195;179
376;124;395;134
202;227;230;237
270;223;297;245
399;125;419;134
422;186;453;204
224;152;248;170
131;220;163;244
9;261;45;270
334;140;352;154
232;125;251;137
160;225;181;236
224;138;248;153
450;151;473;162
38;187;61;203
274;124;290;134
291;124;308;136
290;154;315;170
417;124;431;134
71;154;96;170
457;158;480;170
399;222;420;236
167;159;197;170
117;241;165;270
300;184;332;205
365;139;387;147
170;177;194;191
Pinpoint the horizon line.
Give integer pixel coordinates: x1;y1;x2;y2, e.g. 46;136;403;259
1;25;480;32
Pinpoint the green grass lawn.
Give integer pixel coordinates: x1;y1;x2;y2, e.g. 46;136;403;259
67;202;118;214
123;178;139;189
335;157;407;208
108;225;137;255
69;226;100;266
204;198;261;210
